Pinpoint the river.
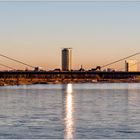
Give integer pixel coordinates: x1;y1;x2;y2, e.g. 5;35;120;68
0;83;140;139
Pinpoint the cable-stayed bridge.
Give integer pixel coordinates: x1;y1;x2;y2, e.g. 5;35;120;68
0;51;140;71
0;51;140;85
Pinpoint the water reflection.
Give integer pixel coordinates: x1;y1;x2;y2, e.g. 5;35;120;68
63;84;74;139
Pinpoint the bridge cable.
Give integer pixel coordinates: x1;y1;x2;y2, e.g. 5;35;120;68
0;53;35;69
0;63;15;70
101;52;140;69
117;61;140;71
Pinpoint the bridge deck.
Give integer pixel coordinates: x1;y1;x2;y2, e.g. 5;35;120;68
0;71;140;75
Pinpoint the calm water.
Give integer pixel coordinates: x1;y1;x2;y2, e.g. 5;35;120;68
0;83;140;139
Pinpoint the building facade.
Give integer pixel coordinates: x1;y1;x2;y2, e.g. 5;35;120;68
125;60;137;72
62;48;72;71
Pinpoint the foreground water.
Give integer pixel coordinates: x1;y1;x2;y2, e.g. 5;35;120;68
0;83;140;139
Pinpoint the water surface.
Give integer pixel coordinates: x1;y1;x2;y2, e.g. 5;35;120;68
0;83;140;139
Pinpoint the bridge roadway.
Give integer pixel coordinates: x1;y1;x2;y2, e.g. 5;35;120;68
0;71;140;76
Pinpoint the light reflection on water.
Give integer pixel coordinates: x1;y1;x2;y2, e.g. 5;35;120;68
0;83;140;138
64;84;74;139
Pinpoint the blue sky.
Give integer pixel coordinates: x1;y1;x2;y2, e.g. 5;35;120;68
0;1;140;70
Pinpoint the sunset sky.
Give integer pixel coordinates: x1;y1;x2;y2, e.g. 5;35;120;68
0;1;140;70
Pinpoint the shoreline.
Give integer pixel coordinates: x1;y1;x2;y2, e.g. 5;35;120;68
0;71;140;86
1;79;140;86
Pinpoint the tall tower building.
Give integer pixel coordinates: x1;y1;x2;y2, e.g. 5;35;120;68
62;48;72;71
125;60;137;72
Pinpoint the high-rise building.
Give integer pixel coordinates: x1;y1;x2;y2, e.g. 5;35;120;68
125;60;137;72
62;48;72;71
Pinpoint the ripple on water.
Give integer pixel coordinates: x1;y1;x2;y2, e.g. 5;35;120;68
0;84;140;138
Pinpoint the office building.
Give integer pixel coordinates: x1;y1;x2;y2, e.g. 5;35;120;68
125;60;137;72
62;48;72;71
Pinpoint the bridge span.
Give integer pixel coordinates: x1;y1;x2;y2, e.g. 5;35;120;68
0;71;140;86
0;70;140;79
0;70;140;75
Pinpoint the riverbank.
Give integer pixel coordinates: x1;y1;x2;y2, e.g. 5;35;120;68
0;78;140;86
0;71;140;86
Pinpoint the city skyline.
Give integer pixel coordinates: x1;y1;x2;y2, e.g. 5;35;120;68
0;1;140;70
